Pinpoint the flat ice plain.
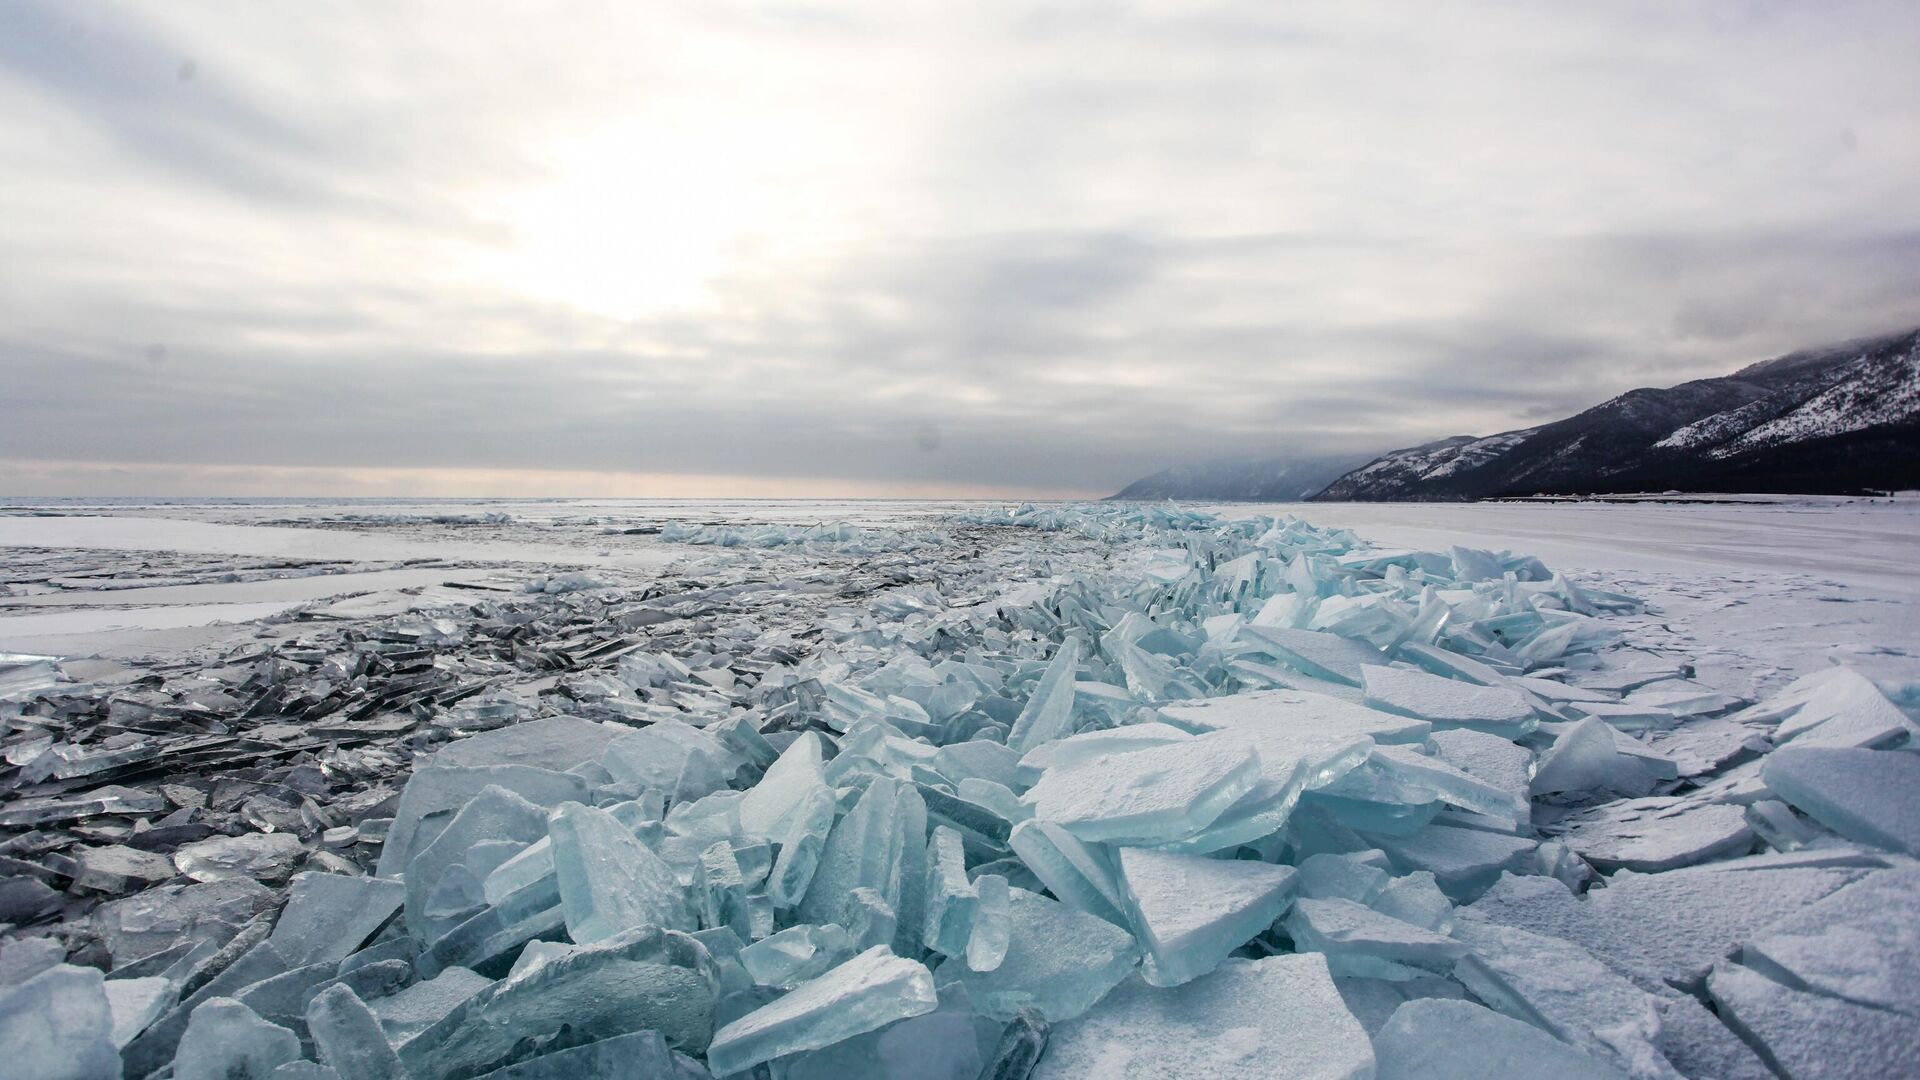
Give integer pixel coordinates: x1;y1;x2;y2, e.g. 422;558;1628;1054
0;495;1914;1078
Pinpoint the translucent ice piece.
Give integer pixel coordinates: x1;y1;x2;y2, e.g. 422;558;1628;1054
1007;638;1082;754
797;776;919;930
1159;688;1428;747
737;730;826;838
366;965;492;1045
174;832;306;884
1373;998;1627;1080
1556;797;1755;873
1013;722;1193;787
397;926;720;1076
1297;850;1391;903
433;715;621;772
1762;745;1920;856
768;784;837;908
377;764;590;879
407;784;550;941
306;984;405;1080
1116;846;1296;986
269;873;406;969
1024;731;1260;845
1241;625;1386;686
1362;664;1536;737
0;963;121;1079
1285;897;1466;970
779;983;1001;1080
1006;819;1128;926
1370;744;1526;825
173;997;302;1080
1530;716;1671;797
935;888;1139;1022
924;826;1010;970
1034;954;1373;1080
1371;823;1536;901
1371;871;1454;933
1736;666;1916;749
466;1029;709;1079
738;923;856;989
601;718;740;795
104;975;172;1048
548;801;696;943
705;945;938;1077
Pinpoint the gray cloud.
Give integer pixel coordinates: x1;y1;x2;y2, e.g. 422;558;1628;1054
2;1;1918;496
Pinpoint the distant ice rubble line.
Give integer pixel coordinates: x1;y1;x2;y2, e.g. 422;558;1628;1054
4;502;1918;1079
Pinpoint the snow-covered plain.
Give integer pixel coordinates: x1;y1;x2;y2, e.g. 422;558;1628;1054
0;496;1915;1078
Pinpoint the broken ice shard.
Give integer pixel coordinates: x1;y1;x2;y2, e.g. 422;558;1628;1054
306;984;406;1080
1361;664;1536;737
1024;731;1260;845
705;945;938;1077
1761;744;1920;856
0;963;122;1080
1035;954;1374;1080
1006;638;1083;754
1115;846;1296;986
1372;998;1627;1080
548;800;696;942
937;888;1140;1022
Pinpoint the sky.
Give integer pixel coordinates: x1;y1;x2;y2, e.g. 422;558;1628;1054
2;1;1918;498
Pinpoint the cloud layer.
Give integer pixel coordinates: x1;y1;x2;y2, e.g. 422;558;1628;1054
3;1;1918;496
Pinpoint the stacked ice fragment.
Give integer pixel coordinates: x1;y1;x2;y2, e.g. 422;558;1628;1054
4;501;1918;1078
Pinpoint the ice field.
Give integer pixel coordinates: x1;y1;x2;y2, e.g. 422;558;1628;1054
0;496;1915;1078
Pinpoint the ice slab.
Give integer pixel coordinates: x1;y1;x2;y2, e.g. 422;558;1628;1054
706;945;937;1077
306;984;405;1080
1736;666;1915;749
1024;731;1260;846
1013;722;1193;787
1556;797;1755;873
467;1029;709;1080
1762;745;1920;856
1451;918;1677;1078
1161;687;1429;746
377;765;591;879
1035;954;1374;1080
1006;819;1128;926
1738;867;1920;1018
366;965;492;1045
936;888;1140;1022
1007;638;1082;753
737;730;826;838
737;922;855;989
405;784;551;941
1115;846;1296;986
432;715;621;773
1373;998;1627;1080
1286;897;1467;970
924;826;1010;971
173;996;303;1080
1362;664;1536;737
1707;962;1920;1080
174;832;306;884
1530;717;1669;798
1468;862;1863;992
548;801;696;943
796;775;925;953
0;963;122;1080
397;926;719;1077
1372;823;1537;901
268;873;405;969
1241;625;1385;686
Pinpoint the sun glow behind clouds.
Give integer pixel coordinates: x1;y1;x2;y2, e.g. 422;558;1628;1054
486;82;881;319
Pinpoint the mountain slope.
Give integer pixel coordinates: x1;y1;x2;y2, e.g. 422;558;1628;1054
1109;452;1377;502
1314;327;1920;501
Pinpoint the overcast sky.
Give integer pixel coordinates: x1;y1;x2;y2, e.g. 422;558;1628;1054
3;1;1917;497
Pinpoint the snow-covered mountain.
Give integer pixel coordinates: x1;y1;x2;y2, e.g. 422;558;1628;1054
1109;452;1378;502
1314;327;1920;501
